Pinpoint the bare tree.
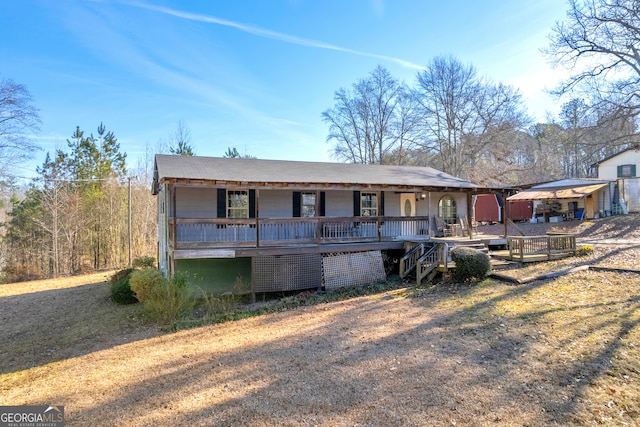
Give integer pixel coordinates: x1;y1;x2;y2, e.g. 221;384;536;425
168;120;195;156
546;0;640;119
322;66;415;164
414;55;529;179
0;78;41;175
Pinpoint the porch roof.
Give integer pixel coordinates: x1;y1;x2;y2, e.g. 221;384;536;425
153;154;485;194
506;183;609;201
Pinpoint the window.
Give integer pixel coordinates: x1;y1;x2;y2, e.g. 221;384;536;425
227;190;248;218
618;164;637;178
438;195;457;224
361;192;378;216
301;192;316;217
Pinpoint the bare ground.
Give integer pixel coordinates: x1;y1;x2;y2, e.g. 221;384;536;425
1;215;639;426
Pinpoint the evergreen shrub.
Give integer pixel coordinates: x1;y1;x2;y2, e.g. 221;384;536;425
110;268;137;304
450;246;491;282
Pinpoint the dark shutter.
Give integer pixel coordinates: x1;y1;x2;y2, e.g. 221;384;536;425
353;191;361;216
379;191;385;216
292;192;301;217
249;189;256;218
632;164;637;177
319;191;326;217
617;165;623;178
217;188;226;218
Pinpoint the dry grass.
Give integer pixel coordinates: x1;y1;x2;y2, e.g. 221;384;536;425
1;217;639;426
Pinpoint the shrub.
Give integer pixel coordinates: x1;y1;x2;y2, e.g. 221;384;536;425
576;244;594;257
132;256;156;269
110;268;134;286
110;269;137;304
200;275;246;316
450;246;491;282
143;274;195;325
129;268;164;304
169;271;191;289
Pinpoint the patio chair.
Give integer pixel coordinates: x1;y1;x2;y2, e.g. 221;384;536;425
435;216;455;237
459;215;478;237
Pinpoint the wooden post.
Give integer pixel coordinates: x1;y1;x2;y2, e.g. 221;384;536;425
128;176;132;268
466;192;473;239
171;185;177;276
255;189;260;248
503;192;508;237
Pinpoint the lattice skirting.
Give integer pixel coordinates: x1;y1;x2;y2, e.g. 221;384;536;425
251;250;386;293
322;250;386;290
252;254;322;293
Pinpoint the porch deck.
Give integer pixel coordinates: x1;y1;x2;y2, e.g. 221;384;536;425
168;216;431;258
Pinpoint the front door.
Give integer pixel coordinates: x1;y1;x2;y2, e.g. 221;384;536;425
400;193;417;235
400;193;416;217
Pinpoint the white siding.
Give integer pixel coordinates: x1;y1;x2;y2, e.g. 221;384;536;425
384;192;401;216
325;190;354;217
598;150;640;180
175;187;217;218
259;190;293;218
621;178;640;212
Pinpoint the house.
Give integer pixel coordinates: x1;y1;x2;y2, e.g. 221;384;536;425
152;154;489;296
592;144;640;213
506;178;613;221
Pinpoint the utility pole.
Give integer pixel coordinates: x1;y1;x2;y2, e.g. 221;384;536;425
128;176;132;268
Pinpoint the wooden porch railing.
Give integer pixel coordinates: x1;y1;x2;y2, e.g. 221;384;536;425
508;235;576;263
416;244;440;285
399;243;425;278
399;242;447;283
169;216;430;249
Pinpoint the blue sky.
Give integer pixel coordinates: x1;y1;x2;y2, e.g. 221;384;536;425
1;0;571;179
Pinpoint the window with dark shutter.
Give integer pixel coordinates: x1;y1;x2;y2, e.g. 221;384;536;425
217;188;226;218
293;192;301;217
618;164;636;178
319;192;326;217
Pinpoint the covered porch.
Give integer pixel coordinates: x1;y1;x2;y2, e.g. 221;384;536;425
169;215;430;251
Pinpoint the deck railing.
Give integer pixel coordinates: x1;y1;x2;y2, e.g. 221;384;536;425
169;216;430;249
508;234;576;262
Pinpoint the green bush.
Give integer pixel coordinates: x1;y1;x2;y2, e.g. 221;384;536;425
110;269;137;304
132;256;156;269
450;246;491;282
129;268;164;304
169;271;190;289
197;275;245;317
143;274;195;325
110;268;134;286
576;244;594;257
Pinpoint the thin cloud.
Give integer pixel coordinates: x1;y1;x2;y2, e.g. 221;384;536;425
126;1;425;71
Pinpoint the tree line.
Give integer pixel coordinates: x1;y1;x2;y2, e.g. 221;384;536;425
322;58;636;186
1;123;158;280
323;0;640;185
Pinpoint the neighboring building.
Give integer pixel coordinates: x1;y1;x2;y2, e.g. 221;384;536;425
473;194;532;223
152;154;489;296
506;178;612;221
592;144;640;213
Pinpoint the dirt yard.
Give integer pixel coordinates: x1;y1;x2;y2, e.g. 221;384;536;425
1;215;639;426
